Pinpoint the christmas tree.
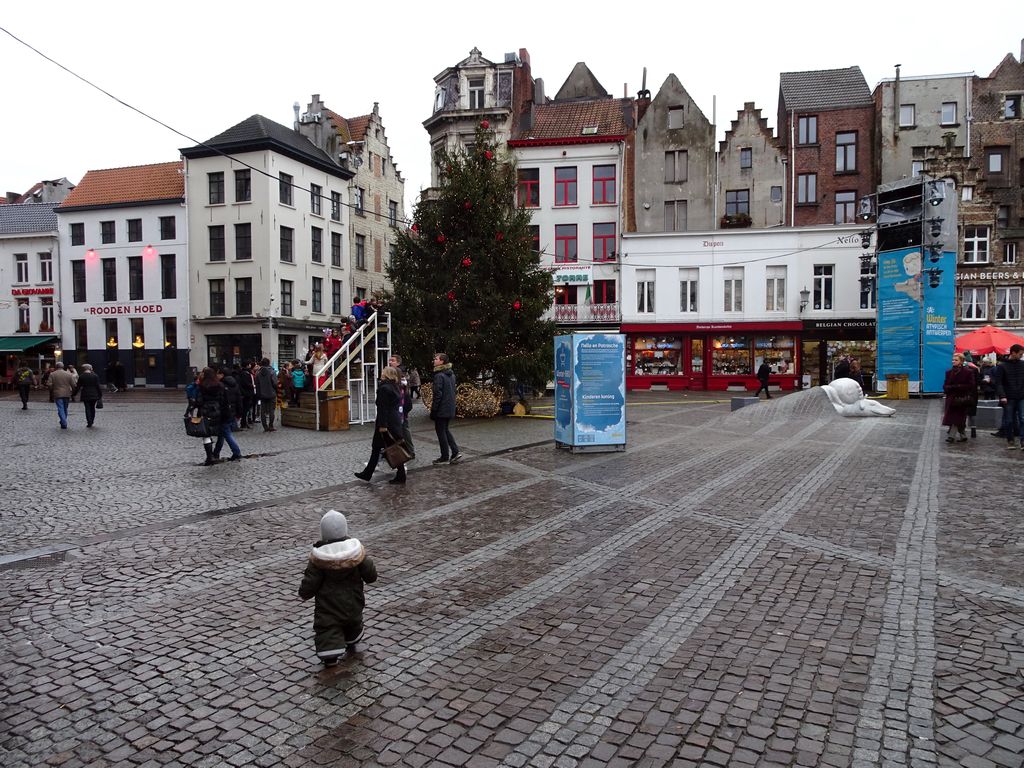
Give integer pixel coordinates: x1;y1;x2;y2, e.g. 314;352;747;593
386;120;554;393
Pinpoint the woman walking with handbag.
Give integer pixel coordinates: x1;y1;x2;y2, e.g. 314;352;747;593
942;353;976;443
353;366;407;484
197;366;242;465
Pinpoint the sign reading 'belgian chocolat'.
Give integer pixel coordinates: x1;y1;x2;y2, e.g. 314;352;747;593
802;318;876;339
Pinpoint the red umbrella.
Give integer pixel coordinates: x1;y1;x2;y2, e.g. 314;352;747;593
954;325;1024;355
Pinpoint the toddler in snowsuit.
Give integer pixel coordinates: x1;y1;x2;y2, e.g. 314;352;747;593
298;510;377;666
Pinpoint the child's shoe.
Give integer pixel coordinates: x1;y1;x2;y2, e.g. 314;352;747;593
321;656;339;667
346;642;358;656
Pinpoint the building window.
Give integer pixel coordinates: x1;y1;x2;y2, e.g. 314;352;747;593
963;226;990;263
70;222;85;246
1005;242;1018;264
961;286;987;320
209;225;225;262
356;234;368;270
899;104;915;127
468;76;485;109
555;224;577;263
765;265;786;311
388;199;398;226
554;167;577;206
835;191;856;224
161;254;176;299
17;299;29;332
331;232;342;266
235;169;251;202
127;218;142;242
14;253;28;283
235;223;251;261
280;280;293;317
997;206;1010;229
159;216;176;240
311;227;323;263
723;267;743;312
987;149;1005;174
813;264;833;310
593;165;616;204
128;256;143;300
555;285;578;306
911;161;924;177
665;200;687;231
668;107;684;129
593;279;616;305
209;279;225;316
860;257;876;310
312;277;323;314
280;226;294;263
208;172;224;204
798;115;818;144
41;298;53;331
941;102;958;125
74;319;87;351
962;186;974;201
593;223;616;262
101;221;116;244
517;168;539;207
679;268;698;313
739;148;752;169
279;172;293;206
235;277;252;316
332;279;342;315
102;258;117;301
354;187;364;214
725;189;749;216
388;243;398;268
797;174;817;204
995;287;1021;321
310;183;322;215
835;132;856;172
636;269;655;313
39;252;52;283
665;150;688;183
528;225;540;254
72;260;86;302
331;191;342;221
770;185;783;203
1005;95;1022;119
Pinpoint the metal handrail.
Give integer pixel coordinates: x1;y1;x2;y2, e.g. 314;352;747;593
313;311;390;427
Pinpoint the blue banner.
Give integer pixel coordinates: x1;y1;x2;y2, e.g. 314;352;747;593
553;336;573;445
922;248;956;392
572;334;626;447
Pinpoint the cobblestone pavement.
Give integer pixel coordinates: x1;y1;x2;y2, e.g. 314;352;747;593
1;389;1023;767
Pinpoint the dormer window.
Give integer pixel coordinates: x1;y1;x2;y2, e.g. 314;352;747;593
581;125;598;136
434;88;445;112
468;76;485;110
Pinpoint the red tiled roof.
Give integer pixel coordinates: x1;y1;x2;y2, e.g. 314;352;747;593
58;161;183;209
324;110;370;143
513;99;632;142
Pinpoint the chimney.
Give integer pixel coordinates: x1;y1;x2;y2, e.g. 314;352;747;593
293;102;301;129
534;78;545;105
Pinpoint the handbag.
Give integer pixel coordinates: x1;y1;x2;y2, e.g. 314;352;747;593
184;413;212;438
382;431;412;468
95;399;104;409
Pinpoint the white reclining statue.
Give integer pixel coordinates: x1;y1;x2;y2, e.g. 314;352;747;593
820;378;896;417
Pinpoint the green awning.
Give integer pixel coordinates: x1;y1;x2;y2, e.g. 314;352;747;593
0;335;58;353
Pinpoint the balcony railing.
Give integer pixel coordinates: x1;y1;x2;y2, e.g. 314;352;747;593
553;303;621;323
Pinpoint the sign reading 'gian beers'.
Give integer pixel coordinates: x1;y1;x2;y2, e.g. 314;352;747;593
85;304;164;315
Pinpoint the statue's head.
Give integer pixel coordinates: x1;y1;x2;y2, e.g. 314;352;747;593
830;377;864;404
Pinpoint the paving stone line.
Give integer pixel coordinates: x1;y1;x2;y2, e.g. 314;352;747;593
497;420;879;766
283;416;838;752
846;400;940;768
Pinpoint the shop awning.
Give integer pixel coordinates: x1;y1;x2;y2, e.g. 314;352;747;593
0;335;58;352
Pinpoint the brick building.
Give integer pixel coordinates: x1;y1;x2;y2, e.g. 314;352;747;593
777;67;876;227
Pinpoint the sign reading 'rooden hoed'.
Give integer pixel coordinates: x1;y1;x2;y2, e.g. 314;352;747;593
84;304;165;315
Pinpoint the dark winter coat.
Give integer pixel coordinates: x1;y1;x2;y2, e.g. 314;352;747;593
72;371;103;403
995;358;1024;400
197;381;230;428
238;369;256;398
221;374;242;419
374;380;403;437
942;364;976;428
298;537;377;654
255;365;277;400
431;366;457;419
756;363;770;383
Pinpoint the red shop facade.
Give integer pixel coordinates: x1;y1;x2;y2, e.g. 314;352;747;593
621;321;804;392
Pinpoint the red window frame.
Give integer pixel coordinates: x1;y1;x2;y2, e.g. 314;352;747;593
555;224;577;263
593;223;616;262
554;167;577;206
592;165;616;204
593;279;616;304
554;285;578;305
527;225;540;253
517;168;539;208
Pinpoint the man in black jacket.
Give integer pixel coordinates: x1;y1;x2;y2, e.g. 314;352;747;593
254;358;278;432
996;344;1024;450
430;352;462;465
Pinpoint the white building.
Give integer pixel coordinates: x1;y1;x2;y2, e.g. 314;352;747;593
0;203;60;379
56;163;190;387
180;115;353;369
621;224;877;391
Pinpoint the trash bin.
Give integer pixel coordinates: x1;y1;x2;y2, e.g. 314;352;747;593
886;373;909;400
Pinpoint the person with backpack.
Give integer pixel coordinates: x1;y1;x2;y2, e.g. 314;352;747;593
15;362;35;410
254;358;278;432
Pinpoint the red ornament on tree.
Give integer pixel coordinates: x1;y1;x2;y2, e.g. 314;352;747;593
436;234;446;243
480;120;490;129
464;200;472;209
462;257;472;267
495;232;505;241
447;291;456;301
512;299;522;310
411;223;418;232
484;150;493;160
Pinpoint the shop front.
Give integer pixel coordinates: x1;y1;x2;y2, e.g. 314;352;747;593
622;322;803;392
800;319;877;390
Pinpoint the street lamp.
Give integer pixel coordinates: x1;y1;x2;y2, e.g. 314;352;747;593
799;287;810;313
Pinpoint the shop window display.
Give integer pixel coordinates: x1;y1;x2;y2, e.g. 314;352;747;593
690;339;703;373
753;335;795;374
633;336;682;376
712;336;751;375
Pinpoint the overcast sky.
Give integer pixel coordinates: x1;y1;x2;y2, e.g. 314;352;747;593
2;2;1021;213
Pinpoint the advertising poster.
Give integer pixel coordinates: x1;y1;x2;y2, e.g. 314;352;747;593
921;249;956;393
555;333;626;451
553;335;573;446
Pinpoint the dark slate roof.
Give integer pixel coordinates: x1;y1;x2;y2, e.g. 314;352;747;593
0;202;58;235
180;115;353;179
779;66;873;112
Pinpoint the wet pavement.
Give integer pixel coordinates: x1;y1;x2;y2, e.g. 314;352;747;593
1;389;1022;767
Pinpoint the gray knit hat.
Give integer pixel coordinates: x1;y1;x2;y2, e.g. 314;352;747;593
320;510;348;541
